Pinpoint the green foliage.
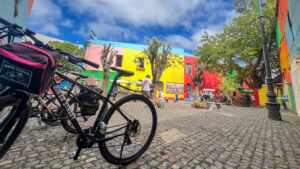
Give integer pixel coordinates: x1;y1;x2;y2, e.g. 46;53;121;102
194;0;279;89
135;37;183;84
218;76;238;95
48;41;85;73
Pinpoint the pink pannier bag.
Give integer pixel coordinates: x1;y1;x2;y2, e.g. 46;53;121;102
0;42;60;95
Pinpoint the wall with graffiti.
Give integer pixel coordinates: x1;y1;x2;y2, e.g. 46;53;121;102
277;0;300;114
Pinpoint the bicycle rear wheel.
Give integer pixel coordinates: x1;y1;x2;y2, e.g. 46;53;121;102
60;97;99;134
0;95;30;159
40;97;61;126
98;94;157;165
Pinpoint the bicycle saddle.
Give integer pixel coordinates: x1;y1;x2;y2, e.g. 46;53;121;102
110;67;134;77
70;72;88;79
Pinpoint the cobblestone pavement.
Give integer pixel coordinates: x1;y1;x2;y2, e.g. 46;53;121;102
1;102;300;169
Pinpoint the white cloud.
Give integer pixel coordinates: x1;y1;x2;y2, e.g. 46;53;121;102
62;0;203;27
40;23;59;35
165;9;237;50
28;0;73;35
61;19;73;27
62;0;233;42
165;35;194;50
75;20;132;41
29;0;237;50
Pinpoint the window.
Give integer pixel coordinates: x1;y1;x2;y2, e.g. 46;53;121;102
137;58;144;68
116;55;123;67
186;83;192;93
186;63;191;74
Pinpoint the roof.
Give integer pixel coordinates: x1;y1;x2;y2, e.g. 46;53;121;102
88;40;198;57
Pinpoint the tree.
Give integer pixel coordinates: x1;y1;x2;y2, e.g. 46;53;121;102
188;63;206;101
99;44;118;95
218;76;238;103
194;0;279;89
48;41;85;73
140;37;183;97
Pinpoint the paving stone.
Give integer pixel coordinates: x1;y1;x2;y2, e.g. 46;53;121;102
0;104;299;168
0;160;12;166
125;162;138;169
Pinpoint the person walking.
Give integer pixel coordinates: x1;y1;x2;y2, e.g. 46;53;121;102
159;90;165;109
112;85;118;101
142;75;152;98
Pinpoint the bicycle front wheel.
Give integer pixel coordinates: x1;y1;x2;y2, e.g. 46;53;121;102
98;94;157;165
0;95;30;159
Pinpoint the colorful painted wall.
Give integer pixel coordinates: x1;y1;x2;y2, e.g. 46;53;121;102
183;56;222;100
0;0;34;28
84;40;221;100
276;0;300;114
258;85;283;107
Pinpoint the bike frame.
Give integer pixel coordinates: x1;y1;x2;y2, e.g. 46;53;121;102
51;71;133;145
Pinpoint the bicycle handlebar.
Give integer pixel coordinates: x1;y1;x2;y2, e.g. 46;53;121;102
60;51;99;69
0;17;99;69
0;17;13;26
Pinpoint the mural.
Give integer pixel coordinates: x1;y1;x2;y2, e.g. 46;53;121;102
276;0;300;114
166;83;184;94
84;40;221;100
0;0;34;44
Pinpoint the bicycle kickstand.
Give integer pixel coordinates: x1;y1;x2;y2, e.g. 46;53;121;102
63;131;69;143
118;134;131;169
69;147;82;160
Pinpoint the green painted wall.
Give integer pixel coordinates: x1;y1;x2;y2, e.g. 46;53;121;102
83;69;118;92
288;84;297;113
276;20;281;49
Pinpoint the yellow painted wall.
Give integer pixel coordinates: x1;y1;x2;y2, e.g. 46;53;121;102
258;86;282;106
119;48;184;99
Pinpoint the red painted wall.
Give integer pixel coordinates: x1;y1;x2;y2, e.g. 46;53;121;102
184;56;222;99
278;0;288;35
184;56;198;97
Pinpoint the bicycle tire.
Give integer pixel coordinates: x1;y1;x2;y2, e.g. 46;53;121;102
40;97;61;126
60;97;97;134
98;94;157;165
0;95;30;159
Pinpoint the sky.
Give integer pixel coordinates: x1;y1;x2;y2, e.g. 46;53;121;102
27;0;237;54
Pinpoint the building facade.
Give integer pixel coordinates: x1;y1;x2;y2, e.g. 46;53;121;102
276;0;300;115
84;40;221;100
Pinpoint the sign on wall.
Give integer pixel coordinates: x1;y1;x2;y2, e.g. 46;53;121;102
166;82;184;94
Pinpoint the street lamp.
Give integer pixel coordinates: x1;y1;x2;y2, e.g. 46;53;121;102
235;0;282;120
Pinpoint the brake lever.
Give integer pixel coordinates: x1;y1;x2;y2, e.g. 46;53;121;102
68;56;79;64
78;64;86;71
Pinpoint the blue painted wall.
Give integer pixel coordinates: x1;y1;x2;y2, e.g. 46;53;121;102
0;0;30;29
287;0;300;58
89;40;198;58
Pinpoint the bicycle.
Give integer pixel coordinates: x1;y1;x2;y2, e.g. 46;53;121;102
0;17;157;167
30;71;89;127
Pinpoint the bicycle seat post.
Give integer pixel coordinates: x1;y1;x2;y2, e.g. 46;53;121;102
106;74;121;99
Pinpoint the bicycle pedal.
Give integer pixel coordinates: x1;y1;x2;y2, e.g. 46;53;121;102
126;137;132;145
99;122;106;135
69;151;76;159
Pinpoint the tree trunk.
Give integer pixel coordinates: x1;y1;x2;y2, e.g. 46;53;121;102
102;70;110;96
194;83;199;102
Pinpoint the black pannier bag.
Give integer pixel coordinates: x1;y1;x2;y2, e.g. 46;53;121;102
0;42;59;95
78;87;102;116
